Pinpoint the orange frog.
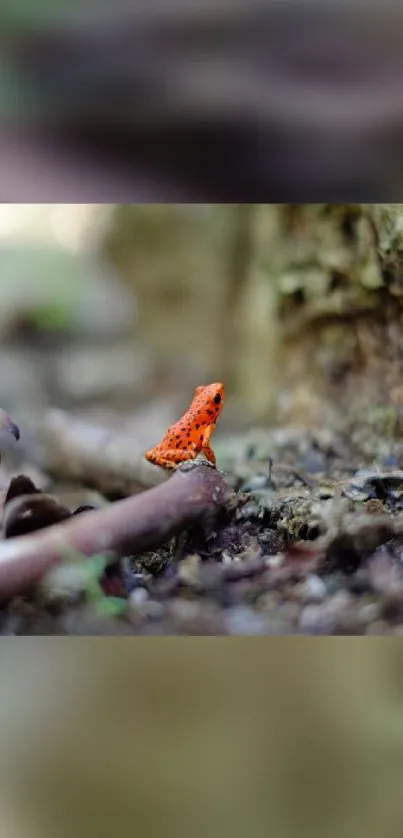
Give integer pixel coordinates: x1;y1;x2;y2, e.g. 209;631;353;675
145;382;225;470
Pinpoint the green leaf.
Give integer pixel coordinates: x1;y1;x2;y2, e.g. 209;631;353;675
96;597;128;619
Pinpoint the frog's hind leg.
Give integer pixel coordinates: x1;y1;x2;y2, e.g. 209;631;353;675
201;424;216;465
152;448;197;469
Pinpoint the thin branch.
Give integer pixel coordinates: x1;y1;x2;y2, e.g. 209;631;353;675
0;463;232;601
35;409;167;495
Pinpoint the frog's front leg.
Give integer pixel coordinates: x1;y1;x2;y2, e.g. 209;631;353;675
200;424;217;465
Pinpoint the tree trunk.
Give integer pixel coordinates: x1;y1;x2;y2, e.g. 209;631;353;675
102;204;403;430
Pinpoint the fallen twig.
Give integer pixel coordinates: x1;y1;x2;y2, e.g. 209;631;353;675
0;463;232;601
35;409;167;495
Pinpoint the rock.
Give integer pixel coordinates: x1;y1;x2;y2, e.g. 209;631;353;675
297;573;327;603
299;591;358;634
167;599;226;635
168;599;200;624
277;601;301;625
299;604;324;633
358;602;381;626
325;573;350;596
243;472;273;492
177;554;201;587
367;548;403;595
379;591;403;622
129;588;149;606
300;451;326;474
225;606;273;635
39;563;90;605
128;589;164;624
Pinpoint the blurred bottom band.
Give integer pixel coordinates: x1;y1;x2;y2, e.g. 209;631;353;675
0;641;402;838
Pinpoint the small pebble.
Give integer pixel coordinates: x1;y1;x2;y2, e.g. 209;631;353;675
39;563;90;604
343;487;370;502
169;599;200;623
317;488;334;500
146;601;165;620
380;591;403;621
382;455;399;467
325;573;348;596
265;553;284;569
243;473;272;492
299;591;355;634
0;614;25;635
299;604;324;633
348;569;372;595
365;499;385;516
177;554;201;586
225;606;269;635
300;452;326;474
300;574;327;603
358;602;381;625
129;588;149;606
128;590;164;624
255;591;282;613
277;601;301;624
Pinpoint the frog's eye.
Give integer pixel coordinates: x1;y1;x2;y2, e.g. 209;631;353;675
213;393;221;405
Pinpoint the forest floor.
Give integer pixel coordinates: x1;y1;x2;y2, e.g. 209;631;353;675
2;366;403;635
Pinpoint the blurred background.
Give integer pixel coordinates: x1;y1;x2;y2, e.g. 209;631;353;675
1;202;402;453
3;1;403;200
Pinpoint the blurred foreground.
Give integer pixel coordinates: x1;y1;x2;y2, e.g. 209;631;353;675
2;202;402;433
2;643;403;838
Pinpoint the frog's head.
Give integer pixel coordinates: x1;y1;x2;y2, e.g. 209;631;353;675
193;382;225;417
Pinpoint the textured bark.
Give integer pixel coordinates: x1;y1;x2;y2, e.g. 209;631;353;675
274;204;403;427
102;204;403;427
